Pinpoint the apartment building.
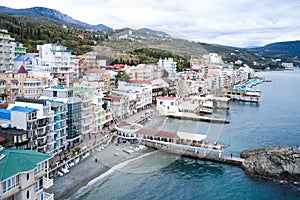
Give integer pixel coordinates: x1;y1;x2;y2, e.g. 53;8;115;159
0;65;48;108
0;147;53;200
0;28;14;72
37;42;78;87
41;86;82;147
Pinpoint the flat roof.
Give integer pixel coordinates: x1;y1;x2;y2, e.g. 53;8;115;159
0;109;11;120
11;106;36;113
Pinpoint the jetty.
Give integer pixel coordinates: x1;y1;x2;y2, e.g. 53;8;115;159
166;111;230;123
114;123;244;166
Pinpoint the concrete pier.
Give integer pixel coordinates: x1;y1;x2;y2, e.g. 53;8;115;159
146;142;244;166
166;111;230;124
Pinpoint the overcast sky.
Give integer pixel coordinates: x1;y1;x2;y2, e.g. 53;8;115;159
1;0;299;47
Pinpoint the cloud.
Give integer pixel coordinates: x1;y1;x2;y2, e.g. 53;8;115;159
0;0;299;47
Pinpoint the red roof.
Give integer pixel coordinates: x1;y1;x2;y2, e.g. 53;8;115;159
157;96;177;100
85;69;105;73
135;128;179;139
17;65;27;74
113;64;125;68
156;130;179;139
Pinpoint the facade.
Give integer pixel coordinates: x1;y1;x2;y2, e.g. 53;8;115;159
103;95;129;121
0;147;53;200
73;88;94;140
37;42;78;87
12;98;68;156
10;98;55;155
84;52;106;69
128;64;162;81
158;58;177;79
84;69;116;92
117;81;152;112
0;104;55;154
41;86;82;147
13;42;26;58
0;28;15;72
156;96;180;114
0;66;48;108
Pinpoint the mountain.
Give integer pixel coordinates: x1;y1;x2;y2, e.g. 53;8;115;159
137;28;169;36
0;6;110;30
250;41;300;58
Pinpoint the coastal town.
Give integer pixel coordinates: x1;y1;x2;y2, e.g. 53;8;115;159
1;17;299;200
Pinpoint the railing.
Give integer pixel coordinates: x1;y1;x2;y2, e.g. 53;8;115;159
43;177;54;189
44;192;54;200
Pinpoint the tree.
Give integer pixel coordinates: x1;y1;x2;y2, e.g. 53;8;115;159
162;69;169;78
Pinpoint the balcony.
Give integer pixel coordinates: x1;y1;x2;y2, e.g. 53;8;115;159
44;192;54;200
43;177;54;189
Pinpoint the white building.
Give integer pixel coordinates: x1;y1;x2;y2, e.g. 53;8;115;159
156;96;179;114
158;58;177;79
37;42;78;87
128;64;162;81
0;28;15;72
117;81;152;112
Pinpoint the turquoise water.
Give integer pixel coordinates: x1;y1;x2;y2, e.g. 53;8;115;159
77;71;300;200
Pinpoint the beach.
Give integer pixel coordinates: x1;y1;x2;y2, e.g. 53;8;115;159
48;142;153;200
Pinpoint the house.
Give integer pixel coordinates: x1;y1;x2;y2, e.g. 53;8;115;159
0;147;53;200
156;96;179;114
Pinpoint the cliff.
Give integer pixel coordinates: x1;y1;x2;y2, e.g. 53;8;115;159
241;146;300;181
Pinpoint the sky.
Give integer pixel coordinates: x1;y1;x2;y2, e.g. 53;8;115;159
1;0;299;47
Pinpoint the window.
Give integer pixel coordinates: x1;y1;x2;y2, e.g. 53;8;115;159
34;162;44;174
2;175;19;193
27;190;30;199
34;177;43;192
27;173;30;180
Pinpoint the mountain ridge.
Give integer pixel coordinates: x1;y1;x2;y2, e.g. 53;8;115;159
0;6;110;30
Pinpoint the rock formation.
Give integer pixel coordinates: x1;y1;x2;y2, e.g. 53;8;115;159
241;146;300;181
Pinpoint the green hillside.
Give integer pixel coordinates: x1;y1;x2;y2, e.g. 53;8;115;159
0;14;103;54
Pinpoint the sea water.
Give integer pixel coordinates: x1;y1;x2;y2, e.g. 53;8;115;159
77;71;300;200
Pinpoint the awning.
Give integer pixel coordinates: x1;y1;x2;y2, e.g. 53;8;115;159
0;136;5;142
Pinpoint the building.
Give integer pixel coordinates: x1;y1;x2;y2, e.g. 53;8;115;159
0;147;53;200
37;42;78;87
0;28;15;72
103;95;129;121
84;52;106;69
158;58;177;79
0;65;48;108
117;81;152;112
41;86;82;147
13;42;26;58
128;64;162;81
73;87;94;140
156;96;180;114
84;69;115;92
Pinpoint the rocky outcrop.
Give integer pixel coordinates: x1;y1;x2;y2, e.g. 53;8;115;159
241;146;300;181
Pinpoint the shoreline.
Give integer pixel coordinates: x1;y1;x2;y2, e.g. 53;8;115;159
47;143;154;200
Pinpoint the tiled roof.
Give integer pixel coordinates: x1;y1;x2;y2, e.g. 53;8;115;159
17;65;27;74
0;148;51;181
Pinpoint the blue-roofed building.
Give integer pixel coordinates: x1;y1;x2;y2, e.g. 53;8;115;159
0;109;11;120
0;105;39;151
10;106;37;113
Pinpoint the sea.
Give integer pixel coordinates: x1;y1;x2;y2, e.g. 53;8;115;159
76;71;300;200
